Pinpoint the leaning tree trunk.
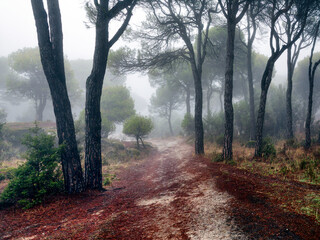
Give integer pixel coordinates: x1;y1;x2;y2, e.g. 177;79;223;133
85;5;109;190
255;60;275;157
31;0;84;193
223;19;236;160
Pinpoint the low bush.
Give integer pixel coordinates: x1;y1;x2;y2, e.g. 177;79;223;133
245;140;256;148
261;137;276;159
181;113;194;136
215;134;225;147
1;128;63;209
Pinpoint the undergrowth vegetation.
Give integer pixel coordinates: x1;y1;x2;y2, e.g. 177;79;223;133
1;127;63;209
205;138;320;222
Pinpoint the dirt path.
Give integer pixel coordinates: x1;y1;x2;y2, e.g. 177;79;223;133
0;138;246;239
1;137;319;239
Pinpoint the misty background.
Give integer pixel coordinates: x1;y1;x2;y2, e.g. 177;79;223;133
0;0;318;129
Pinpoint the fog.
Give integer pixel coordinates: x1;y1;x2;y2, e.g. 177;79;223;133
0;0;153;122
0;0;318;124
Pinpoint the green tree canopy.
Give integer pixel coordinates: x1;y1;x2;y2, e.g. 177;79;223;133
123;115;153;148
6;47;82;121
150;82;183;136
69;58;126;89
101;86;135;123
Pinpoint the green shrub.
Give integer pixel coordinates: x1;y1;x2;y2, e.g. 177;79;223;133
0;167;17;180
261;137;276;159
1;128;63;209
123;115;153;148
181;113;194;136
103;174;116;186
300;157;310;170
215;134;225;146
245;140;256;148
211;151;224;162
286;138;299;148
0;173;5;182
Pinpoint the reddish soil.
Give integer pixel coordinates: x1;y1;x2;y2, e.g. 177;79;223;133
0;137;319;239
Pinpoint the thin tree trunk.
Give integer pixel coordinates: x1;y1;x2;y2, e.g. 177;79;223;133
247;41;256;140
241;75;249;103
31;0;84;193
286;44;294;139
139;137;145;148
186;87;191;115
207;86;213;116
136;136;140;149
219;91;223;112
246;4;257;141
85;2;109;190
223;19;236;160
36;96;47;121
305;21;320;149
305;75;313;149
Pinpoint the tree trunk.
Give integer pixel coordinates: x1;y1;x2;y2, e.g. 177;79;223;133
85;3;109;190
207;86;213;116
186;87;191;115
219;91;223;112
286;45;294;139
305;75;313;149
139;137;145;148
192;71;204;154
136;136;140;149
223;19;236;160
246;6;257;141
247;41;256;140
31;0;84;193
36;96;47;121
255;60;275;157
242;79;248;103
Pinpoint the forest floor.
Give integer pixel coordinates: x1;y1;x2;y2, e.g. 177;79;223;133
0;137;319;239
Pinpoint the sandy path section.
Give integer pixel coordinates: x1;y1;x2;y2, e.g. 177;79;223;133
130;138;247;239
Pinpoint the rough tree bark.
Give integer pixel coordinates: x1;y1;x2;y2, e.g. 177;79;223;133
31;0;84;193
219;0;249;160
286;41;294;139
85;0;136;189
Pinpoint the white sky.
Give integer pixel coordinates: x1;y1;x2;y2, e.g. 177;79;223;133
0;0;95;59
0;1;318;99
